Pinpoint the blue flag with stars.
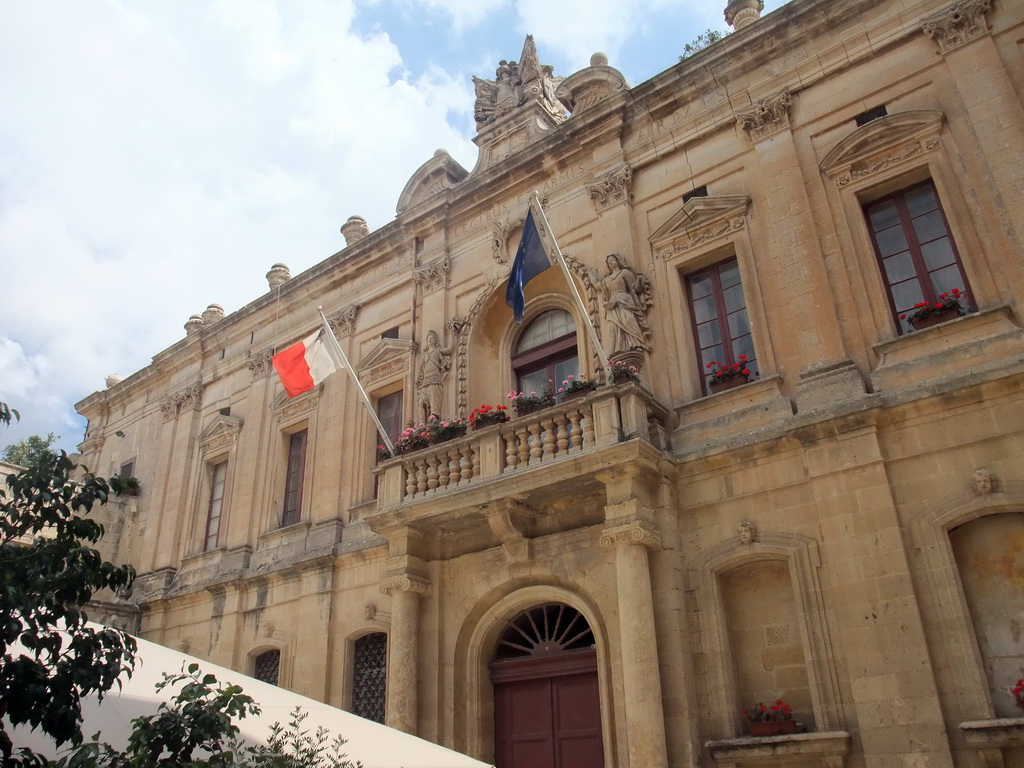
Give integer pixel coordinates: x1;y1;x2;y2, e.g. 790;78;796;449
505;209;551;323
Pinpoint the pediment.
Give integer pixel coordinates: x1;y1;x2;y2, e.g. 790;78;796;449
197;414;243;453
820;110;944;178
649;195;750;258
396;151;469;215
356;338;417;387
271;384;323;423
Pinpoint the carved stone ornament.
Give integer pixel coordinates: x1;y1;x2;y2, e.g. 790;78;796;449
274;391;319;424
455;276;504;416
266;263;291;290
554;52;628;115
198;414;243;455
585;163;633;212
412;251;451;293
819;111;944;188
600;520;662;550
649;195;751;261
725;0;764;29
246;348;274;379
328;304;360;337
591;253;653;356
736;88;793;142
738;520;758;545
396;150;469;215
355;338;416;388
161;382;203;421
491;220;512;264
379;574;431;596
972;468;996;496
921;0;992;54
472;35;566;131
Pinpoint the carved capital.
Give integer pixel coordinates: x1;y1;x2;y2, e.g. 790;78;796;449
380;574;432;597
600;521;662;550
922;0;992;54
328;305;360;337
412;251;451;292
585;163;633;211
161;382;203;421
246;348;274;379
736;88;793;142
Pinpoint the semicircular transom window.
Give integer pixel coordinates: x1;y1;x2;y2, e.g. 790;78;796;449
512;310;579;395
494;603;595;660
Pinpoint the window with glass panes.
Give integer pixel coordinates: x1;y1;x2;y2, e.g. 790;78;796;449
864;181;971;333
281;429;307;527
204;461;227;551
512;309;579;396
685;257;757;393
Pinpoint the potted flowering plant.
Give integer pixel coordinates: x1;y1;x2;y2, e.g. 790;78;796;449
393;423;434;455
507;389;555;416
706;355;751;393
392;416;468;454
742;699;795;737
469;404;509;430
607;360;640;384
901;287;968;330
1012;678;1024;713
558;373;597;400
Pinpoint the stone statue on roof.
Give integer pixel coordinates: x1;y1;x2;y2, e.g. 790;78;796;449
472;35;566;131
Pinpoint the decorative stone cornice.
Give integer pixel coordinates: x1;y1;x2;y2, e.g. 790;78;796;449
921;0;992;54
736;88;793;142
412;251;450;292
328;304;360;337
600;521;662;550
246;348;274;379
380;574;432;597
585;163;633;211
160;382;203;421
274;392;319;424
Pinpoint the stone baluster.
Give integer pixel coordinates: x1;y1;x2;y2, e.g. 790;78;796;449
462;445;475;481
405;466;417;500
436;453;449;490
542;418;557;458
504;431;520;470
415;460;427;495
517;427;531;466
568;410;584;449
528;424;543;464
554;414;569;454
448;448;461;486
582;407;595;446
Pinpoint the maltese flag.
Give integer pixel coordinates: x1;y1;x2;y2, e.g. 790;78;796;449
272;328;339;397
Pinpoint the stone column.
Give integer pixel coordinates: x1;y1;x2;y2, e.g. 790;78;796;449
601;519;668;768
380;573;430;735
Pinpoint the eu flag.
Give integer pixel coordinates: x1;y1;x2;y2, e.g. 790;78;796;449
505;209;551;323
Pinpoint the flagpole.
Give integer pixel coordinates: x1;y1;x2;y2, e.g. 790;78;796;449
529;192;611;367
316;307;396;456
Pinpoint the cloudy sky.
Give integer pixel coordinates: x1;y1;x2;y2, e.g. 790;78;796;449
0;0;785;455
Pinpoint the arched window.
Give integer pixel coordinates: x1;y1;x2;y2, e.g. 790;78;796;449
512;309;579;395
252;649;281;686
352;632;387;723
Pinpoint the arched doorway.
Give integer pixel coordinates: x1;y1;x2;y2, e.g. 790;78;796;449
490;603;604;768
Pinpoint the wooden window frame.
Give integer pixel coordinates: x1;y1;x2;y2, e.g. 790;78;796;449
204;460;228;551
281;429;308;527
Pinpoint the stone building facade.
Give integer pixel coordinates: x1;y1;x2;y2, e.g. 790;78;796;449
76;0;1024;766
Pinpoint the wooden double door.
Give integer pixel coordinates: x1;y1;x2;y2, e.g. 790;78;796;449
490;603;604;768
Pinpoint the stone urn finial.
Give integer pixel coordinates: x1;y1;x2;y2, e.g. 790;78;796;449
105;374;124;388
341;215;369;246
266;263;291;290
201;304;225;325
725;0;764;29
184;314;205;335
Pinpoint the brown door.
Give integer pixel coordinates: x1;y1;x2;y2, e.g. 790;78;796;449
491;604;604;768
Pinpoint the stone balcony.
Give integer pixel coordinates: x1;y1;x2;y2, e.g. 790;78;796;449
368;384;671;559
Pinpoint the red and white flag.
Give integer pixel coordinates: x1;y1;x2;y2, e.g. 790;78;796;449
272;328;339;397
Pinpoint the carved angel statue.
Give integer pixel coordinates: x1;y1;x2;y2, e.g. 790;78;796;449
417;326;460;421
591;254;654;355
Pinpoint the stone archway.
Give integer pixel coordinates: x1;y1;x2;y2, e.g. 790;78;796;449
489;603;604;768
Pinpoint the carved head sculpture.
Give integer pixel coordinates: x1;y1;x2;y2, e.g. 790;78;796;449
426;330;439;348
364;601;377;621
973;468;995;496
606;253;622;271
738;520;756;545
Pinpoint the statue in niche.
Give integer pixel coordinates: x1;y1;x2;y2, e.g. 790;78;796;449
591;253;653;355
417;325;460;421
472;35;565;130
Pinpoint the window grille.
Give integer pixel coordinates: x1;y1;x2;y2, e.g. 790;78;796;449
353;633;387;723
253;649;281;685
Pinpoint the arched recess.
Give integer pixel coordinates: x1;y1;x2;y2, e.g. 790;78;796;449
692;531;842;738
455;584;615;766
911;492;1024;718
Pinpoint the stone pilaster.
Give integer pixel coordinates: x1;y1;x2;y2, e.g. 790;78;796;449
380;573;430;735
601;520;668;768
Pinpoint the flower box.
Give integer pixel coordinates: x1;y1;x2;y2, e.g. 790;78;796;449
710;375;749;394
746;720;796;737
909;306;960;330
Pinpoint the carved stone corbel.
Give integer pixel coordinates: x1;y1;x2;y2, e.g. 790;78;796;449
412;250;451;292
483;500;533;564
246;349;274;379
600;520;662;550
736;88;793;142
921;0;992;54
161;382;203;421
